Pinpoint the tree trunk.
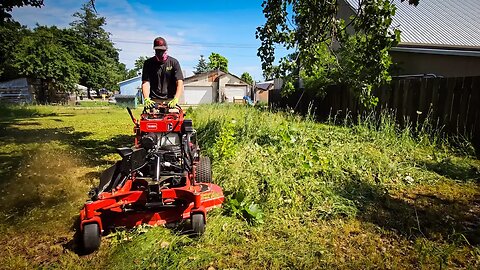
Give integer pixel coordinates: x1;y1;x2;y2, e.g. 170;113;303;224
38;78;47;104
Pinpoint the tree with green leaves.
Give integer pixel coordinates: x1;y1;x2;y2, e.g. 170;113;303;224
134;56;148;73
194;55;210;74
13;26;79;103
256;0;419;106
124;69;138;80
208;52;228;73
69;1;123;96
240;72;254;85
0;20;29;80
122;56;147;80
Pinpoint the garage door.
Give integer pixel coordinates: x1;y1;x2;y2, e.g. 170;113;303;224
224;86;247;103
182;86;213;104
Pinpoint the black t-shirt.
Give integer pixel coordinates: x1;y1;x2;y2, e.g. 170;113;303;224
141;56;184;99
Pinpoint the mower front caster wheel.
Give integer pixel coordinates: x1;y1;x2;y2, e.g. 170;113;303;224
82;223;101;253
191;213;205;236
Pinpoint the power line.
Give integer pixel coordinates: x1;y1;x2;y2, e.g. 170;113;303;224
111;38;259;49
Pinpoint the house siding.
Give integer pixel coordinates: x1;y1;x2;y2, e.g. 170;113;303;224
119;76;142;96
391;51;480;77
256;90;269;103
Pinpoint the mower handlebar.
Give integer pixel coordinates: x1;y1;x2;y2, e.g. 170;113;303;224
141;102;184;115
126;107;137;125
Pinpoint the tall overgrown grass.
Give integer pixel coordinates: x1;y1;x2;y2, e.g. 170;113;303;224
105;104;479;269
190;105;468;222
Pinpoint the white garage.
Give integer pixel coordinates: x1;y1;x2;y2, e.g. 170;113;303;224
182;86;213;104
224;85;247;103
182;70;251;105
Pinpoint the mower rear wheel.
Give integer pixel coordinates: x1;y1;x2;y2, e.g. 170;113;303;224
196;156;212;183
191;213;205;236
82;223;101;253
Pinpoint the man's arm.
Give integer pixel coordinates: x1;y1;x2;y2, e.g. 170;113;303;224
175;80;183;100
142;81;150;99
141;59;150;100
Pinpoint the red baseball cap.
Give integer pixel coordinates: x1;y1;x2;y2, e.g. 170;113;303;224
153;37;168;50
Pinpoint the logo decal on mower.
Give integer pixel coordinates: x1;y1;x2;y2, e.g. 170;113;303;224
167;123;173;131
147;123;157;130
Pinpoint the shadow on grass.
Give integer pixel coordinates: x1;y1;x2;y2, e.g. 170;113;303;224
0;125;131;163
71;134;132;163
341;180;480;245
417;158;480;182
0;153;24;184
0;126;91;143
11;121;42;126
62;215;86;255
196;119;221;152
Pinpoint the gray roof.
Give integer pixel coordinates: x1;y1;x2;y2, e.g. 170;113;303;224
118;75;141;85
344;0;480;49
0;78;28;89
255;81;274;90
184;70;226;82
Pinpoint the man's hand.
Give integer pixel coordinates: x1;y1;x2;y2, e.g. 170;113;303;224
144;97;155;108
167;97;178;108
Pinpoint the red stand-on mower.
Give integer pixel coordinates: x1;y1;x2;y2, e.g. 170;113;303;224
78;104;224;253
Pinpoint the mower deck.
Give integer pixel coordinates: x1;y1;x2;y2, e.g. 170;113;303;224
80;182;224;229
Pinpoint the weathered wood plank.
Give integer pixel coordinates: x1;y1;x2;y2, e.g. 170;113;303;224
450;77;465;133
400;80;410;124
408;78;421;125
436;78;450;129
469;77;480;145
420;78;434;124
457;77;473;134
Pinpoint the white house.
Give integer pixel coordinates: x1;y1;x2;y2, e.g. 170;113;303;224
183;70;251;104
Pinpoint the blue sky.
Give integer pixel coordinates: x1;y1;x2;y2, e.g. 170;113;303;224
11;0;273;81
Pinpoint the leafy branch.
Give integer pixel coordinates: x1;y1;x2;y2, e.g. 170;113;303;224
256;0;419;107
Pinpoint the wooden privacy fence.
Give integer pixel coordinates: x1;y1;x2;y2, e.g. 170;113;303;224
269;76;480;149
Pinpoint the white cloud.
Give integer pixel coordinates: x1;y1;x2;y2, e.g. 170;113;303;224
11;0;80;27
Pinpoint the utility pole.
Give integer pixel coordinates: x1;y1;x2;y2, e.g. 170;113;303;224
293;54;304;111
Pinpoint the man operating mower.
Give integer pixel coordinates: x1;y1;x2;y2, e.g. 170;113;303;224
142;36;184;108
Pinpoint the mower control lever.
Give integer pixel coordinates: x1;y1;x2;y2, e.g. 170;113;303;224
126;107;137;125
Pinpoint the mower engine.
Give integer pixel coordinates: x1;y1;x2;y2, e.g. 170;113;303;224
141;130;186;186
78;104;224;253
133;106;198;200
